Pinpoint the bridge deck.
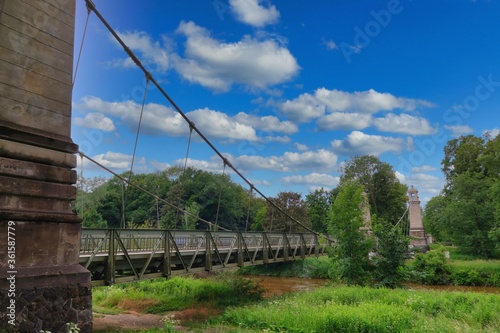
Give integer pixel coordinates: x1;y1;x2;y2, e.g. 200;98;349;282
79;229;328;286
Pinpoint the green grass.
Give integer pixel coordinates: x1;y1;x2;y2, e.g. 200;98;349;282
92;273;263;314
217;285;500;332
92;270;500;333
429;243;485;260
449;260;500;287
238;256;333;278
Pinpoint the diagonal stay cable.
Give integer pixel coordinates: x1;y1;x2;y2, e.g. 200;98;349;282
84;0;326;238
79;151;230;231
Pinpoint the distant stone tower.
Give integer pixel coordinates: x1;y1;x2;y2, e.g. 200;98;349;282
408;186;429;251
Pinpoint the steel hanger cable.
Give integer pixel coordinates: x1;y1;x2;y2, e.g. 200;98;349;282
73;2;91;87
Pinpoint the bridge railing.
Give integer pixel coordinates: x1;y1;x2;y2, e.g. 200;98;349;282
79;228;330;285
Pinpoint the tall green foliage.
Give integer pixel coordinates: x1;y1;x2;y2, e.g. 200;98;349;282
305;188;334;233
75;167;252;230
340;155;407;225
262;191;311;232
425;134;500;258
328;181;374;285
372;218;410;288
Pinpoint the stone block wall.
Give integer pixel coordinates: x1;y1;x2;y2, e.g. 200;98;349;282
0;0;92;331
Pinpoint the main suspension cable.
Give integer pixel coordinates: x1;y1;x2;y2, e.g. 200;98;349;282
84;0;324;238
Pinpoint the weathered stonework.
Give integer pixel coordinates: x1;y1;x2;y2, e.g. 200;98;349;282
408;186;429;252
0;0;92;331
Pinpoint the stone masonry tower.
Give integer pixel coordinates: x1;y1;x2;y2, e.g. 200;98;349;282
408;186;429;251
0;0;92;332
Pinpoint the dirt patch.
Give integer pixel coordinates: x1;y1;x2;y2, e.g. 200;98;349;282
93;311;164;331
174;307;221;323
117;299;159;312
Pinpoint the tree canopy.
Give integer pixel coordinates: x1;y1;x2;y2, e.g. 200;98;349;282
424;133;500;258
340;155;408;225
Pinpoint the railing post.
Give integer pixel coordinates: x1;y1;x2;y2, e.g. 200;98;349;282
314;234;319;257
262;232;269;264
205;231;212;272
163;230;171;277
237;232;244;267
283;233;290;262
105;229;116;285
300;234;306;259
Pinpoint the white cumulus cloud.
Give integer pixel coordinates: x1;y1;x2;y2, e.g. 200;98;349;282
280;88;434;124
282;173;339;187
444;125;474;137
483;128;500;138
188;108;258;141
173;21;299;91
411;165;436;173
317;112;372;131
373;113;437;135
280;93;325;123
113;30;171;72
74;112;116;131
315;88;434;114
230;0;280;27
228;149;338;172
75;97;295;142
331;131;412;156
233;112;298;134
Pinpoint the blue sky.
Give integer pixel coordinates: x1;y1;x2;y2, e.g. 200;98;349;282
72;0;500;204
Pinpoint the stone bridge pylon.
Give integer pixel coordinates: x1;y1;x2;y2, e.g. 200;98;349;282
0;0;92;331
408;186;429;252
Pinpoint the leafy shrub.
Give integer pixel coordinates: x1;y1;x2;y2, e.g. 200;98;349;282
410;249;451;285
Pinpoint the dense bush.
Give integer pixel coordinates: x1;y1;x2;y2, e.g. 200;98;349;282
410;249;452;285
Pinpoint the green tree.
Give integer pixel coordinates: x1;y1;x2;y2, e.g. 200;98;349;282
305;188;333;233
423;194;452;242
372;218;410;288
251;206;267;231
424;133;500;258
340;155;407;225
443;172;496;257
442;135;485;191
263;191;311;233
182;201;200;230
328;181;374;285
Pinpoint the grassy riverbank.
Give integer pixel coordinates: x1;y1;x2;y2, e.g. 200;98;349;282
93;273;263;316
92;272;500;332
240;254;500;287
218;285;500;332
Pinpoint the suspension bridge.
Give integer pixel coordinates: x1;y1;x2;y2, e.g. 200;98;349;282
0;0;424;331
80;228;328;286
72;0;331;287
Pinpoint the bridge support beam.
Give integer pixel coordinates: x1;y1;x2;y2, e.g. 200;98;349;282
0;1;92;332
